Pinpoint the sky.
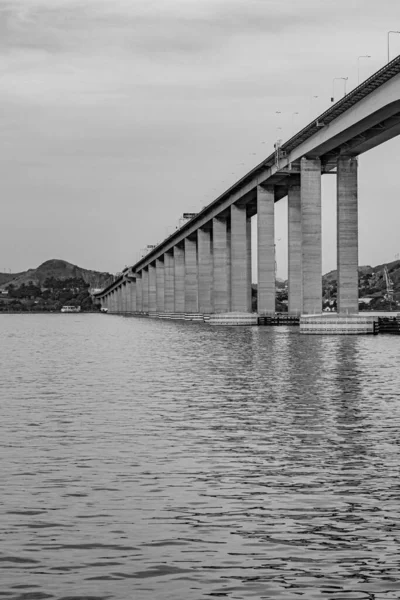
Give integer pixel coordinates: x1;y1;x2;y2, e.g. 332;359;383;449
1;0;400;279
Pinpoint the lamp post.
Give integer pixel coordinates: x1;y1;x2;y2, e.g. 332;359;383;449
387;31;400;63
331;77;348;102
357;55;371;84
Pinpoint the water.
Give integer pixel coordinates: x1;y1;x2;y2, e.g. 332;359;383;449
1;314;400;600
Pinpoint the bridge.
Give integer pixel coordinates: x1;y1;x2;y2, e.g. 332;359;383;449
96;56;400;323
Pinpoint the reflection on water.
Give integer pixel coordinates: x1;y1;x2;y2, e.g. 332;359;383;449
1;314;400;599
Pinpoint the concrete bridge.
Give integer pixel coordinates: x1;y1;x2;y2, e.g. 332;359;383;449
96;56;400;322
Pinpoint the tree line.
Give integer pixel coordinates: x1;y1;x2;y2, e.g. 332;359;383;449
0;277;98;312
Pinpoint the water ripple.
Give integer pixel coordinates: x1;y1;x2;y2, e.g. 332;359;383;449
1;315;400;599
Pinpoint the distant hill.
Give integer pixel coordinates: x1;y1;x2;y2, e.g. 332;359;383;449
0;272;24;286
323;260;400;298
0;259;113;290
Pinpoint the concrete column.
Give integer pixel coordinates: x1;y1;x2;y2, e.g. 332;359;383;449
164;252;175;312
117;286;123;313
142;268;149;312
301;157;322;314
257;185;275;315
122;283;127;313
174;245;185;313
148;263;156;313
337;156;359;314
156;258;165;313
198;227;213;314
129;279;137;312
212;217;230;313
114;290;118;313
184;237;198;313
247;217;252;311
288;181;302;315
125;281;131;312
126;281;132;312
231;204;251;312
136;274;143;312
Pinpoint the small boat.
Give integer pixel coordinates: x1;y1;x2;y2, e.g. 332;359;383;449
61;305;81;313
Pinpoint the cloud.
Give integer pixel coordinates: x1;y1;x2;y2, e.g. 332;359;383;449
0;0;346;59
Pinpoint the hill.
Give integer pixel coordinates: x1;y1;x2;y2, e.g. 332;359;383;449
322;260;400;310
0;259;112;290
0;259;113;312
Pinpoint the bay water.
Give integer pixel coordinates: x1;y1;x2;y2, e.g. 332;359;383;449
1;314;400;599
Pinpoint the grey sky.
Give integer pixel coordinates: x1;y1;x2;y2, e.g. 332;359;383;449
1;0;400;277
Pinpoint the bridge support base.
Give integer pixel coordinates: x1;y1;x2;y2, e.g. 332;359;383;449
300;314;377;335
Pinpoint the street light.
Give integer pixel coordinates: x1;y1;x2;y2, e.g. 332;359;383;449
357;55;371;84
331;77;348;102
387;30;400;63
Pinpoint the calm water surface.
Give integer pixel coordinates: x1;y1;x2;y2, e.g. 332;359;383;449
1;314;400;600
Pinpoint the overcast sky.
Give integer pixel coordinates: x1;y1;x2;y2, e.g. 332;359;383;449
1;0;400;278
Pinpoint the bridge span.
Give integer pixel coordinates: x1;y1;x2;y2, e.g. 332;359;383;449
96;56;400;321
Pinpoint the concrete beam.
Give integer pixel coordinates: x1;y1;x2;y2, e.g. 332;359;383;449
337;156;359;314
288;181;302;315
257;185;275;314
301;157;322;314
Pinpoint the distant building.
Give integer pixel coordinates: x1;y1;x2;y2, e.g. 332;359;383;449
359;297;374;305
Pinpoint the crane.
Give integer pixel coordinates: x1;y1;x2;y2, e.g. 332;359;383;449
384;266;394;302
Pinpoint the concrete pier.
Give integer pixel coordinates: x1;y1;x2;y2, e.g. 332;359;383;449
136;274;142;312
148;263;156;313
117;286;123;313
213;217;230;313
288;181;302;315
301;157;322;314
337;156;359;314
156;258;165;313
198;227;213;314
246;217;252;312
164;251;175;313
257;185;275;315
122;282;128;313
184;237;198;313
142;268;149;313
130;279;137;312
174;245;185;313
231;204;250;312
